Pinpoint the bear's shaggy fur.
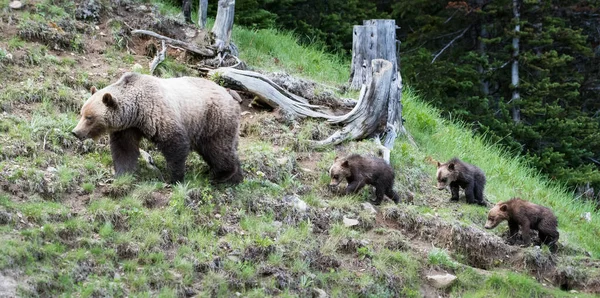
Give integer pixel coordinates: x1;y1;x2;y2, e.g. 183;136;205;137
484;197;559;252
328;154;400;205
436;157;486;205
72;72;243;184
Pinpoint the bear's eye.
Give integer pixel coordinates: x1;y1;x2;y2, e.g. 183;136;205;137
85;115;93;121
333;175;339;180
439;178;447;183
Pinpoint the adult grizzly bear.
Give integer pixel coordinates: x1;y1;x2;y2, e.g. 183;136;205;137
72;72;243;184
328;154;400;205
484;198;559;252
436;157;486;206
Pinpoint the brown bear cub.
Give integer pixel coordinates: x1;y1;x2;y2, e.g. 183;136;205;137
328;154;400;205
485;197;559;252
436;158;486;206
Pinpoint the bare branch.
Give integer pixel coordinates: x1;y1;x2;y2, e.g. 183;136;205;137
149;40;166;74
431;25;471;64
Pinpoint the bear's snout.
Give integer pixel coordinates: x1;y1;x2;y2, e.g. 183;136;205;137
71;130;85;141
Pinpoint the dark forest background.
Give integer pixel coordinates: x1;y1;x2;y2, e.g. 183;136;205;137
206;0;600;195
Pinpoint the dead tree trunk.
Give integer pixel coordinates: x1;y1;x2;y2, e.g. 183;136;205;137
205;67;335;119
349;25;377;90
313;59;394;148
198;0;208;29
212;0;237;62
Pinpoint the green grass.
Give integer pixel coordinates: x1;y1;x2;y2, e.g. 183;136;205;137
402;88;600;257
0;0;598;296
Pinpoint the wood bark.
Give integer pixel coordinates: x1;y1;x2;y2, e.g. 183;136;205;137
197;0;208;29
205;67;334;119
131;29;215;57
349;25;377;90
363;19;404;151
212;0;235;56
511;0;521;123
313;59;394;148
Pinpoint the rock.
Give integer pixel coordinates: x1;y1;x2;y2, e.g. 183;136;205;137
284;195;308;212
272;221;283;229
343;216;359;227
132;63;144;72
361;202;377;214
276;157;289;166
0;211;12;225
582;212;591;223
9;1;22;9
313;288;328;298
426;273;457;289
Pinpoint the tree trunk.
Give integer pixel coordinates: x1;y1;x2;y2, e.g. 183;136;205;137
205;67;334;119
212;0;236;55
511;0;521;123
349;25;377;90
197;0;208;29
362;19;403;152
314;59;394;149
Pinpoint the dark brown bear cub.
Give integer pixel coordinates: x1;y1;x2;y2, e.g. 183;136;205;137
436;158;486;206
328;154;400;205
485;198;559;252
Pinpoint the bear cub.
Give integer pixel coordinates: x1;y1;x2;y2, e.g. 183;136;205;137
436;157;486;206
485;197;559;252
328;154;400;205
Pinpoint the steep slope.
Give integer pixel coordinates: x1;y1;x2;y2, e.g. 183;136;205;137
0;0;599;297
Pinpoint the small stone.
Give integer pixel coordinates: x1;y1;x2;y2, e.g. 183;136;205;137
9;1;22;9
214;213;221;219
276;157;288;166
313;288;328;298
583;212;591;222
46;166;58;173
343;216;359;227
361;202;377;214
272;221;282;229
284;195;308;212
0;211;12;225
132;63;143;72
426;273;457;289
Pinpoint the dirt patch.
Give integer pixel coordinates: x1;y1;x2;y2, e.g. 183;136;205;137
381;205;519;269
0;273;18;298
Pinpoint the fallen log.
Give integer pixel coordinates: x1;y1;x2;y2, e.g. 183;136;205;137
205;67;335;119
131;29;215;57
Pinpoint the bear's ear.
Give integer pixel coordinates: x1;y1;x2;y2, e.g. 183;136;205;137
499;204;508;212
102;93;117;109
448;163;455;171
341;160;349;168
436;161;441;168
334;156;339;161
90;86;97;95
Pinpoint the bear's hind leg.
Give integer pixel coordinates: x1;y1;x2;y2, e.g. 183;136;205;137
158;137;190;183
473;183;486;206
386;188;401;204
110;128;143;176
196;138;243;184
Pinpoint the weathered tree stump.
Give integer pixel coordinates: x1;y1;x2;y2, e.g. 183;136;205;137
349;25;377;90
313;59;394;148
197;0;208;29
212;0;237;61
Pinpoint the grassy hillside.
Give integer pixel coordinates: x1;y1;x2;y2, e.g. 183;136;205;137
0;0;599;297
